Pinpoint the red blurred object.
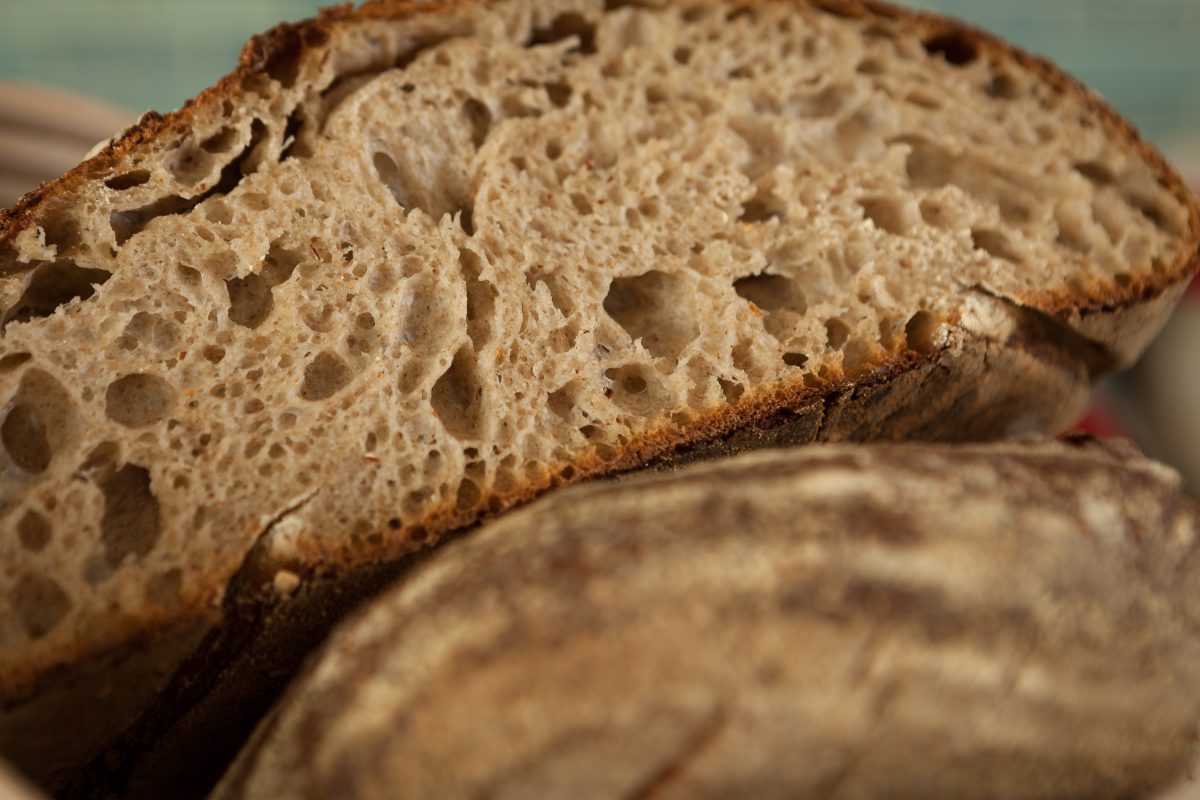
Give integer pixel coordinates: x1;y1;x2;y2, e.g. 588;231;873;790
1070;400;1129;440
1186;270;1200;302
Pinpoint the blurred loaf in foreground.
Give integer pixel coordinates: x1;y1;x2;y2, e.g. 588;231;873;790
215;438;1200;800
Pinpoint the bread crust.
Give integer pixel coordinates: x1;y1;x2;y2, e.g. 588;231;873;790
0;0;1195;795
210;438;1200;800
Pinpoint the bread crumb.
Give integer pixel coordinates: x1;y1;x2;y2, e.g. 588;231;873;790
273;570;301;595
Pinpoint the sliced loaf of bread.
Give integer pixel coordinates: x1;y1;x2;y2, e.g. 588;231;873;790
0;0;1197;792
214;438;1200;800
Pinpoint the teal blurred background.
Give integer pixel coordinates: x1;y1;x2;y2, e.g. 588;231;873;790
0;0;1198;174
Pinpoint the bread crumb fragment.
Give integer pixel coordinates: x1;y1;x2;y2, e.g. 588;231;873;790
273;570;301;595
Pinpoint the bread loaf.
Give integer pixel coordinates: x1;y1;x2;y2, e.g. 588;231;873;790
213;438;1200;800
2;0;1197;792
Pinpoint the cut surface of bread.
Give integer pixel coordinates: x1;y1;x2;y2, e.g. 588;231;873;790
0;0;1197;791
214;438;1200;800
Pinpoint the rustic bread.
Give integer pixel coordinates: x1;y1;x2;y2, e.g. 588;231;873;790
213;438;1200;800
1;0;1197;792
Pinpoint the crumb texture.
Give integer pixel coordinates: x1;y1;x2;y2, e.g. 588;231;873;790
0;0;1192;686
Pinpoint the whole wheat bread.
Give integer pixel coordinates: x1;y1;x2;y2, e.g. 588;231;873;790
1;0;1197;793
213;438;1200;800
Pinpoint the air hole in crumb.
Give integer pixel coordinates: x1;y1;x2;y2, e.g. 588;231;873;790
545;82;573;107
81;441;119;473
461;249;497;349
1074;161;1115;186
18;510;52;551
545;141;563;160
783;352;808;368
905;311;941;353
121;311;180;351
373;151;410;210
923;31;978;66
733;273;806;314
279;109;307;161
100;464;162;567
300;351;352;401
604;365;659;413
105;374;175;428
226;275;272;328
2;404;51;473
203;345;226;364
201;126;239;154
1054;211;1092;253
905;90;942;110
718;378;744;402
1127;192;1181;235
988;196;1030;227
842;339;876;379
740;189;785;223
105;170;151;191
264;27;303;88
918;199;953;228
13;573;71;639
604;271;698;360
673;46;692;65
527;12;597;55
858;196;910;235
619;371;647;393
455;477;481;510
570;193;593;214
856;58;884;75
971;228;1023;263
463;98;492;148
2;261;111;328
224;242;301;328
0;352;31;372
646;85;668;104
547;382;579;421
903;139;954;189
825;319;850;349
987;72;1020;100
430;347;483;439
166;145;217;185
